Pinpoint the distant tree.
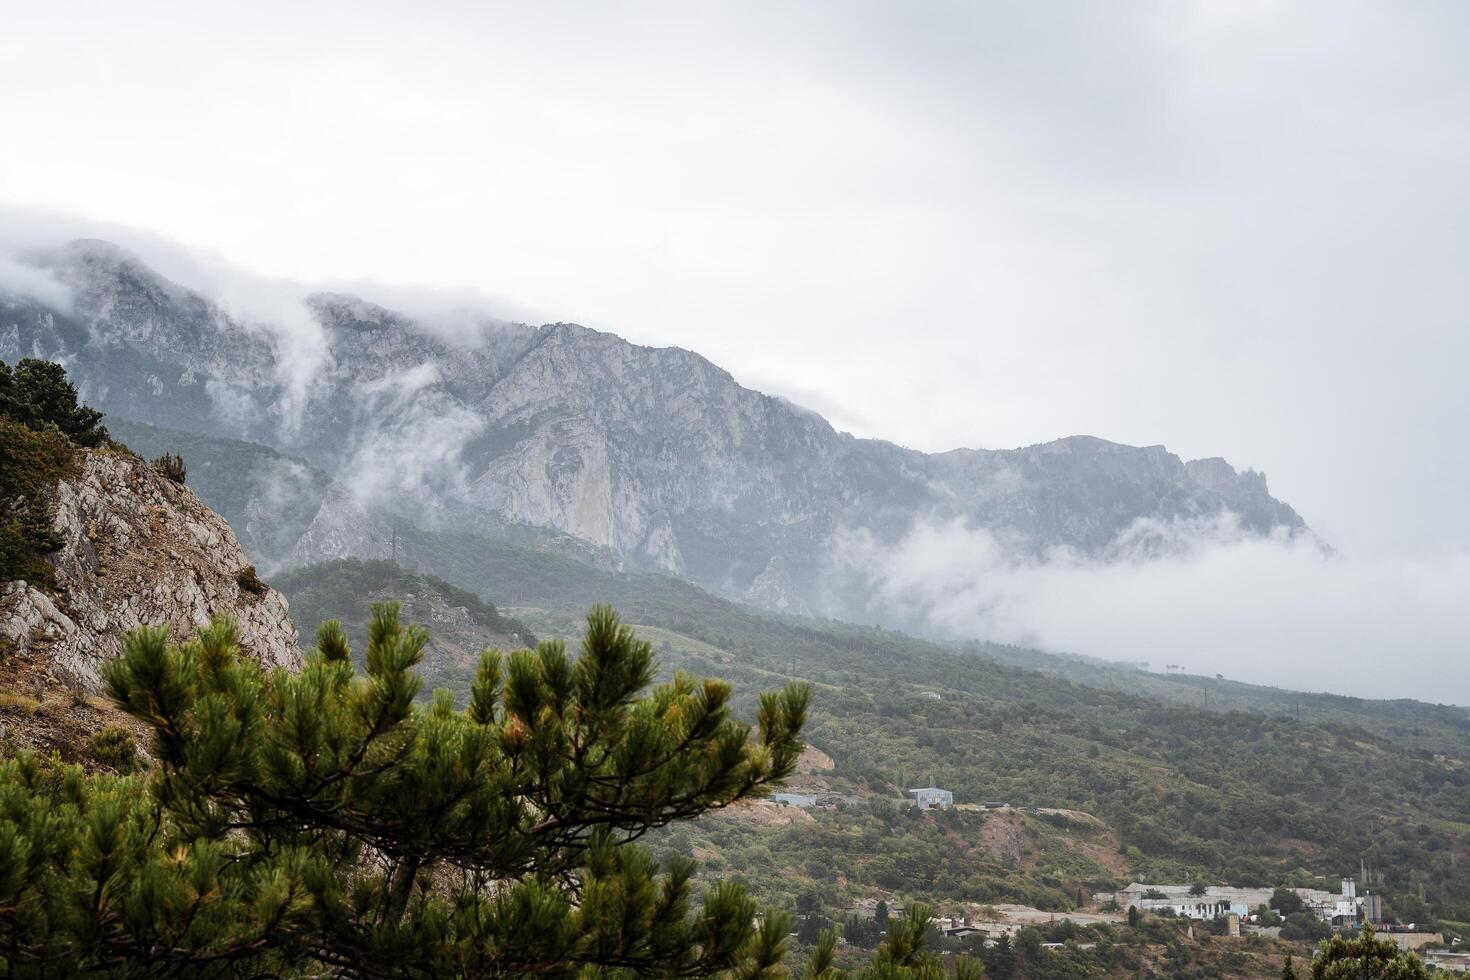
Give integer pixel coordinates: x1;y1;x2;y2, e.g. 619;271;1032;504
1282;955;1299;979
1308;925;1428;979
845;914;884;948
0;605;809;976
797;888;824;916
1281;912;1333;942
985;933;1016;980
798;914;834;946
0;358;108;446
1190;882;1209;896
1128;906;1141;927
876;899;891;928
1272;887;1307;915
866;904;983;979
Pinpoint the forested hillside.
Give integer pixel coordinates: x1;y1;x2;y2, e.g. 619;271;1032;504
272;558;536;690
277;544;1470;937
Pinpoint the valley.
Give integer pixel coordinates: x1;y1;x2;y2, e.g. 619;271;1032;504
3;252;1466;977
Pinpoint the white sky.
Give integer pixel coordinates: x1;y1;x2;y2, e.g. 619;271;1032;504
3;0;1468;569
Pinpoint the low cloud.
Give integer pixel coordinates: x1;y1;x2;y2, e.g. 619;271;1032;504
342;362;485;509
0;255;73;313
0;205;536;424
833;515;1470;705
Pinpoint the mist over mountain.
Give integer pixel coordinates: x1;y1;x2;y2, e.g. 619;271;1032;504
1;240;1305;625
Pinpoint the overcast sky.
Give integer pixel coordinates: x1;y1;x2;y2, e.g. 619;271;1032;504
4;2;1469;697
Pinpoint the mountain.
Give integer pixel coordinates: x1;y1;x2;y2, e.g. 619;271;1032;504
0;240;1307;618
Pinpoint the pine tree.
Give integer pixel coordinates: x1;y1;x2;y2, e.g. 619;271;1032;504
986;932;1015;980
807;905;983;980
0;604;810;976
0;358;109;446
1308;925;1429;979
1282;955;1298;980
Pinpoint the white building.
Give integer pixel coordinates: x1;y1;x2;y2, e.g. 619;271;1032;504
771;793;818;807
1099;880;1362;923
907;787;954;809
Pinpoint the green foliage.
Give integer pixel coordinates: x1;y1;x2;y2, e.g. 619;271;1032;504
1281;912;1333;942
0;605;809;975
844;914;885;948
395;523;1470;901
1273;886;1308;915
0;418;75;587
275;558;537;652
0;357;109;447
151;451;187;483
235;563;268;596
87;725;138;773
806;904;984;980
1309;926;1428;978
0;358;111;588
270;516;1470;925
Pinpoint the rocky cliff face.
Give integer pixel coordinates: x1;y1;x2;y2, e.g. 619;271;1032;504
0;447;302;691
0;241;1309;616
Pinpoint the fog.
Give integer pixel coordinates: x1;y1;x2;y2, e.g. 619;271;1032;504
834;514;1470;703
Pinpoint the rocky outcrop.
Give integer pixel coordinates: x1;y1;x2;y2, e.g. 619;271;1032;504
0;448;302;690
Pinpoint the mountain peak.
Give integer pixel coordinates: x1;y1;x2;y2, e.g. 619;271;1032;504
0;243;1311;618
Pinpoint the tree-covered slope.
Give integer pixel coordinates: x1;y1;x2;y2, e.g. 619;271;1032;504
271;525;1470;930
271;558;535;691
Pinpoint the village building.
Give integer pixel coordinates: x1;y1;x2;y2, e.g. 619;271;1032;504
906;787;954;809
1095;879;1363;923
1423;950;1470;973
771;792;818;808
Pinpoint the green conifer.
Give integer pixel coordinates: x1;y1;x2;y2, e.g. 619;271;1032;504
0;604;810;976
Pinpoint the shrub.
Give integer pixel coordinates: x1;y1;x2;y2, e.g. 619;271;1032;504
236;564;268;596
88;725;137;772
151;452;186;484
0;691;40;716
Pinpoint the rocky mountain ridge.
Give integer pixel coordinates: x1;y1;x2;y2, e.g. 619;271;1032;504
0;240;1308;616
